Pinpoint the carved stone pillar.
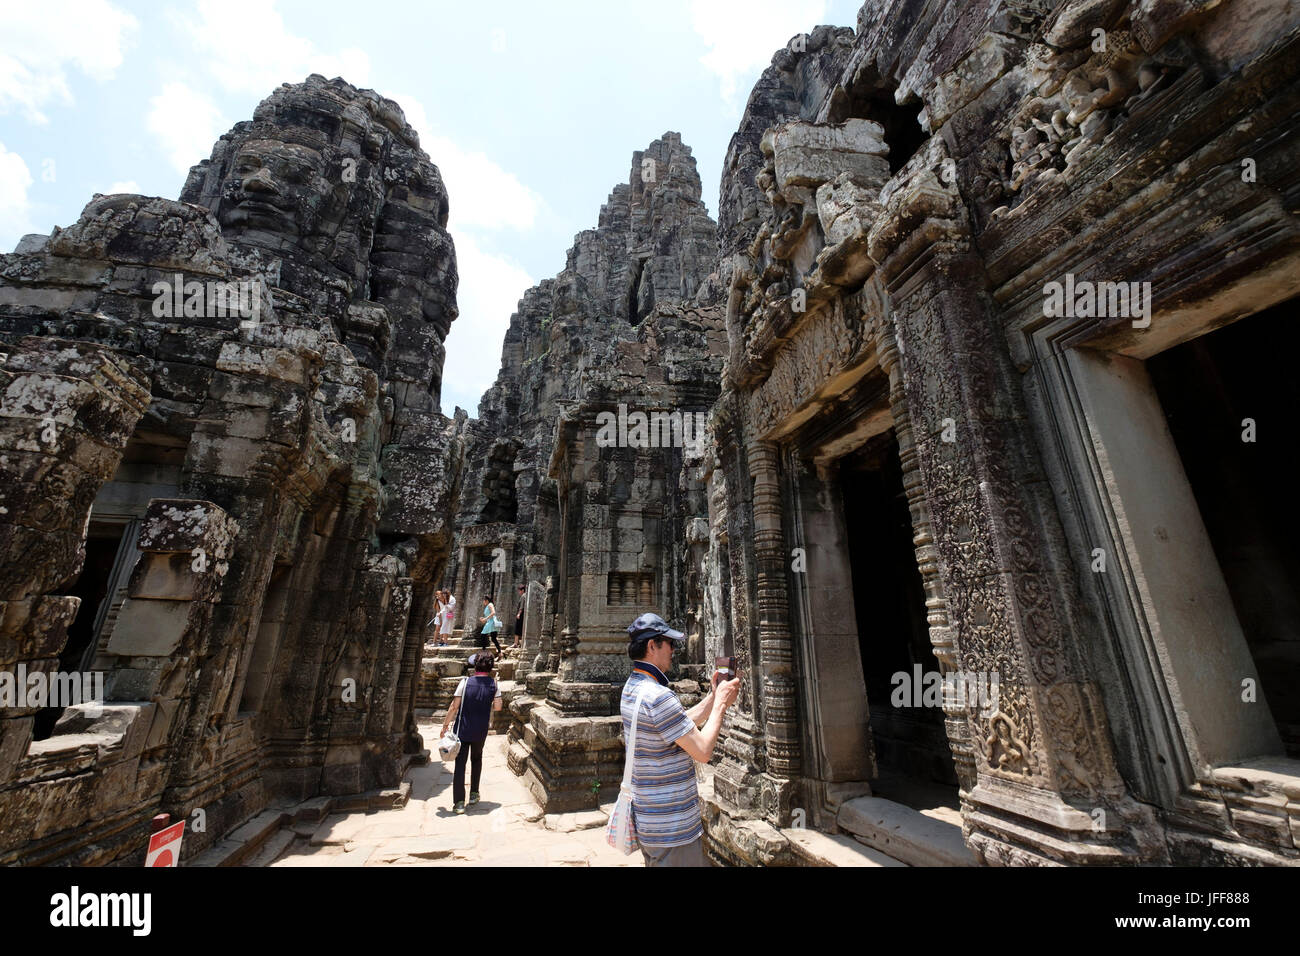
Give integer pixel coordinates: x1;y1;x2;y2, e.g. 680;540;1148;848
520;553;549;675
451;545;469;632
747;439;801;802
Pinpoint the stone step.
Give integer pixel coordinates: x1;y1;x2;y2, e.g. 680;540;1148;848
836;796;976;867
423;645;478;659
242;827;297;867
507;741;532;775
189;808;288;866
783;827;907;867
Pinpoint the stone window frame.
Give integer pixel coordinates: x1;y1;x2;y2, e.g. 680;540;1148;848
605;570;655;608
1015;284;1300;809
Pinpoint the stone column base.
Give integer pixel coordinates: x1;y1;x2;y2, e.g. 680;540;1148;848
515;701;625;813
962;780;1165;865
701;792;804;866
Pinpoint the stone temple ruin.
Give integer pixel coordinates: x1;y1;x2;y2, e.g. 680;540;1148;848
0;76;462;864
3;0;1300;867
448;131;727;812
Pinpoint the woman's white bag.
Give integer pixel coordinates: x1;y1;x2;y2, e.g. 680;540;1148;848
437;678;466;761
606;682;653;855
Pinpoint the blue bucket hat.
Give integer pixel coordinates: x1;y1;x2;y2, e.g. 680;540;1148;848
627;612;685;644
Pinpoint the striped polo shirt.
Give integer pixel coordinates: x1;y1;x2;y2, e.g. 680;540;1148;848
621;665;701;848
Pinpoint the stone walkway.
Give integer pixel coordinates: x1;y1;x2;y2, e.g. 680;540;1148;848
264;720;640;867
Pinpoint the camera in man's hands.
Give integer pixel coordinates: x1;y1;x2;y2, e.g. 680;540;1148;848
715;656;737;683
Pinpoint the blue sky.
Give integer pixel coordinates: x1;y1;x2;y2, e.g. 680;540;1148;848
0;0;861;414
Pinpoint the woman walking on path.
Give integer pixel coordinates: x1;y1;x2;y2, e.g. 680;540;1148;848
440;653;502;813
477;593;504;655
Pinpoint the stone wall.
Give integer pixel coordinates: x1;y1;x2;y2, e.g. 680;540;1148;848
702;0;1300;866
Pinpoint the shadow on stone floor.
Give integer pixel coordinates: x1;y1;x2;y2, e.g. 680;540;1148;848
261;722;640;867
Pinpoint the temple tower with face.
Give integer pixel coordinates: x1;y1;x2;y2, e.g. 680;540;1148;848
0;75;464;865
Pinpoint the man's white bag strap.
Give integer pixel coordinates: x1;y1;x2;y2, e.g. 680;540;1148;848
622;682;655;799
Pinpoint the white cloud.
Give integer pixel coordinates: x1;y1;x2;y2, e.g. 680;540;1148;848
0;142;36;252
176;0;371;95
0;0;138;123
439;232;534;415
388;93;541;233
103;180;141;195
147;82;229;175
147;0;372;175
379;93;541;413
691;0;826;103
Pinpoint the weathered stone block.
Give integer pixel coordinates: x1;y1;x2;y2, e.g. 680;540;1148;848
127;552;199;600
138;498;238;555
767;119;890;196
216;342;314;385
105;598;192;657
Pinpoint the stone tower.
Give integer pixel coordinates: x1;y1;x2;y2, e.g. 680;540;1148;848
449;133;726;810
0;75;464;864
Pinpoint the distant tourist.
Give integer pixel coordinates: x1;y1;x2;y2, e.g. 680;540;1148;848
477;593;504;655
513;584;526;649
441;653;503;814
427;590;455;646
427;591;448;646
620;613;738;867
439;590;456;645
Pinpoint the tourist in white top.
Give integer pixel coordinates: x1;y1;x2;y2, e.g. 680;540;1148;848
428;590;456;646
440;592;456;640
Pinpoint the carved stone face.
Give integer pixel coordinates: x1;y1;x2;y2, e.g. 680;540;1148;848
217;139;338;240
181;77;458;390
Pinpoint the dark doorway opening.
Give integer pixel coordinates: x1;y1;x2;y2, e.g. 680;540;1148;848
627;257;648;326
826;82;925;175
239;563;292;714
33;521;125;740
1147;298;1300;758
841;431;959;805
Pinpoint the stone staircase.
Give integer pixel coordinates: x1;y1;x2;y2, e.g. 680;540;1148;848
189;783;412;866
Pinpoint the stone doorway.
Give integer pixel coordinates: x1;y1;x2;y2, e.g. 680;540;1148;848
839;431;960;808
32;519;131;740
463;558;502;643
1145;298;1300;758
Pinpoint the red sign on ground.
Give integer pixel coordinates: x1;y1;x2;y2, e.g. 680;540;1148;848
145;820;185;867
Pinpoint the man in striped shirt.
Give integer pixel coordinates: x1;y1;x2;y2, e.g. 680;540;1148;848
621;613;740;867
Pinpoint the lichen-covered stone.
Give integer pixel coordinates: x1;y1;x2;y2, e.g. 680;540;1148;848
0;75;464;864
